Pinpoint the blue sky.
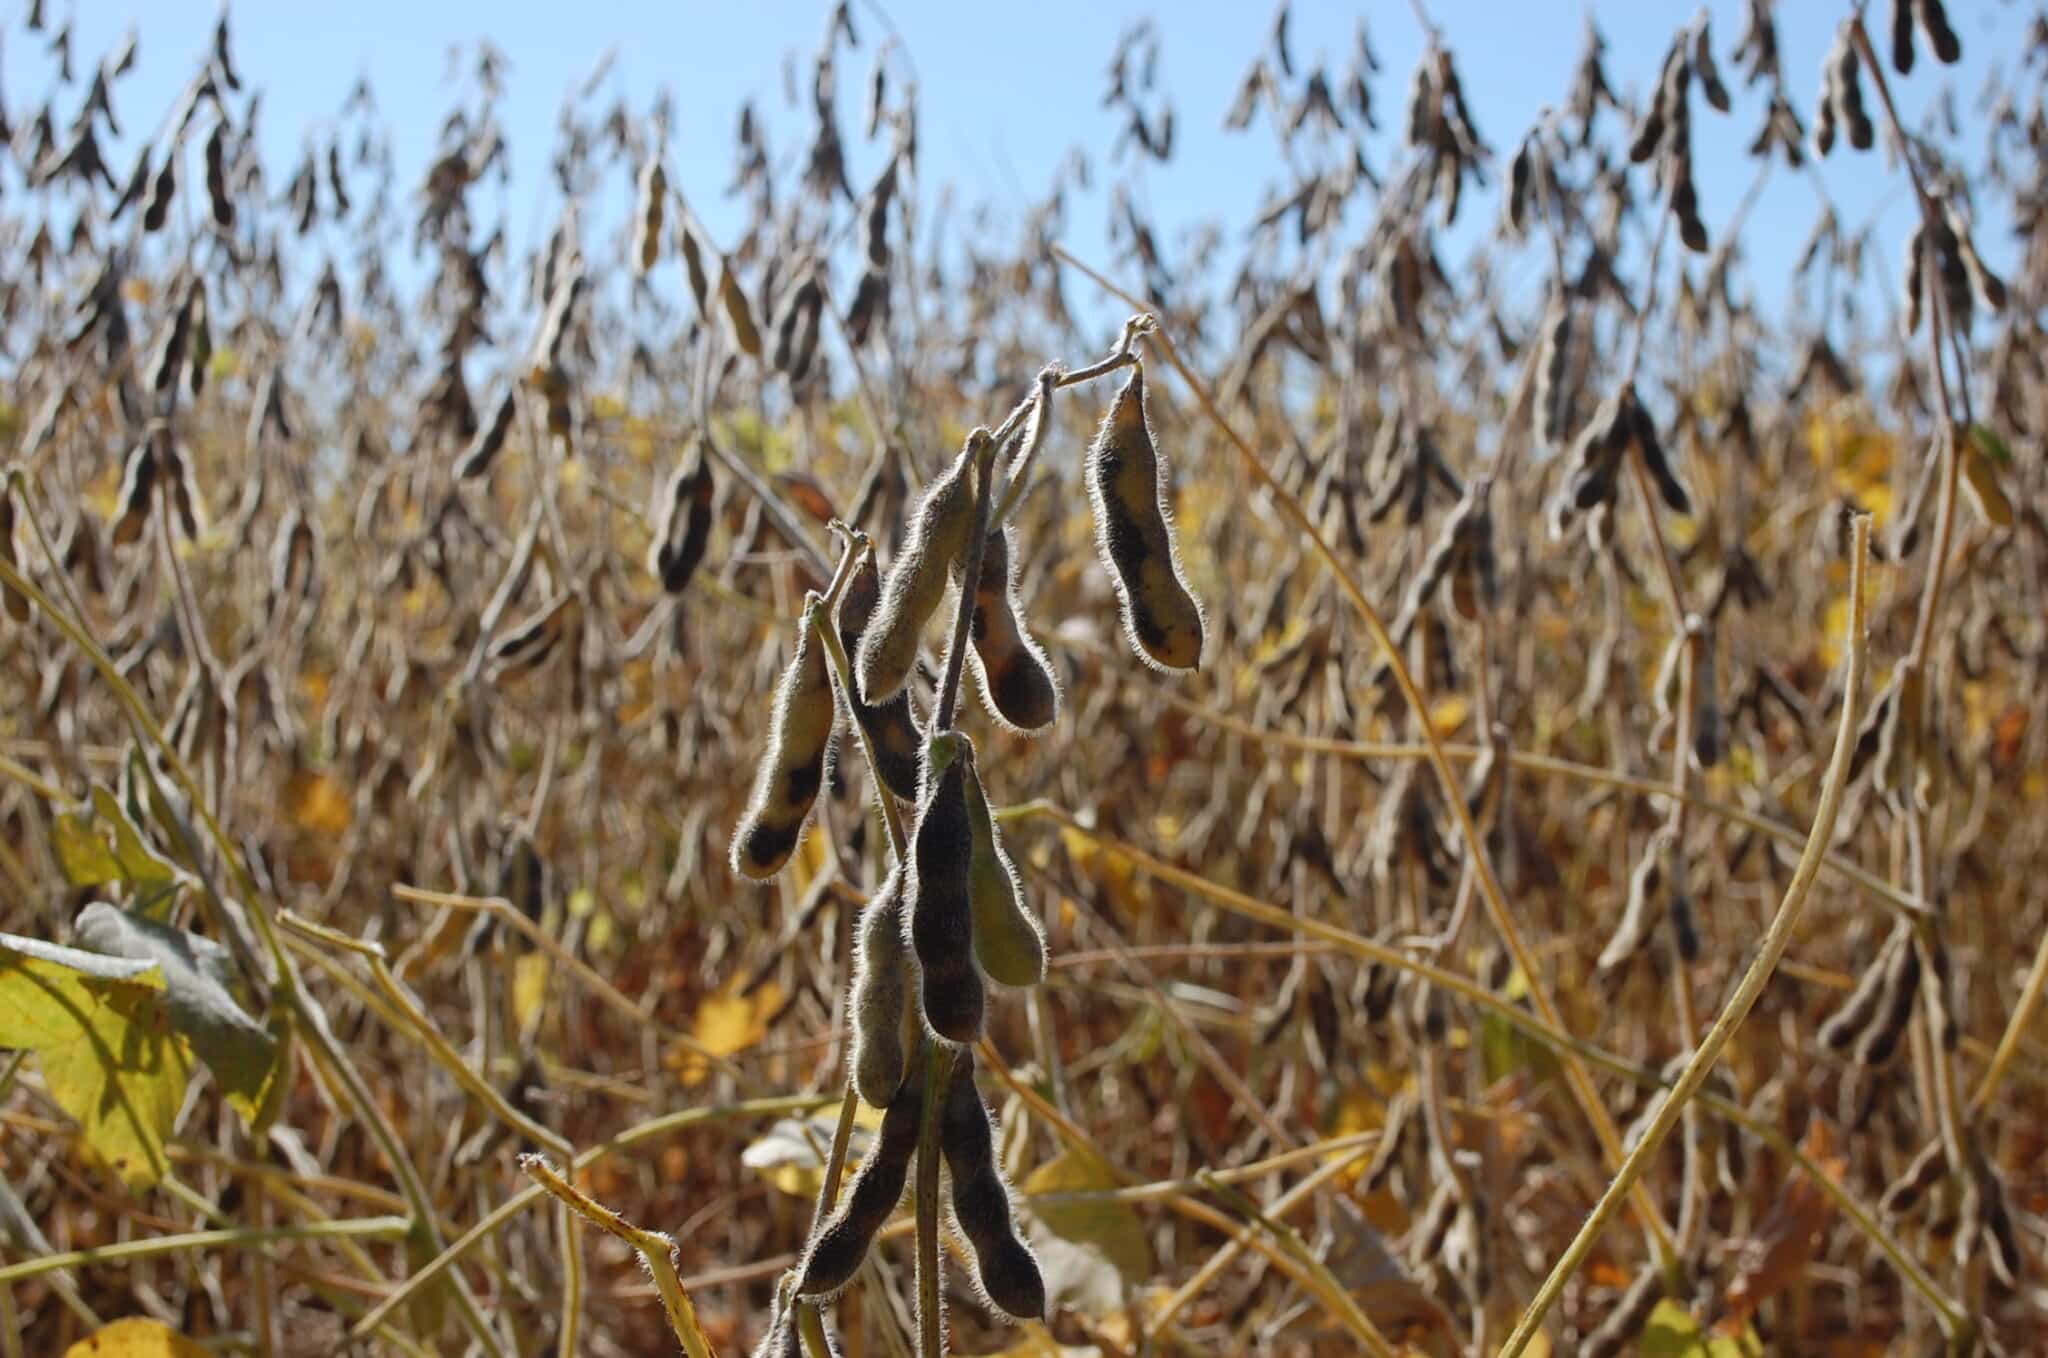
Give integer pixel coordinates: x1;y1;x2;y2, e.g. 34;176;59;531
7;2;2033;339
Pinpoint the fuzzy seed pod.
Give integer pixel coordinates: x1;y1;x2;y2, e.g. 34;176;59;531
1599;826;1677;971
456;388;517;481
1670;157;1709;255
1853;931;1922;1067
857;442;976;705
770;268;824;384
850;865;918;1107
203;120;233;227
1695;22;1731;112
1945;205;2006;314
717;256;763;358
1534;301;1572;450
940;1056;1047;1322
0;488;28;625
962;525;1059;733
1811;62;1838;157
731;617;836;880
1631;397;1693;515
648;440;715;594
142;150;175;232
112;438;157;547
795;1068;924;1298
911;732;984;1043
1881;1137;1947;1218
1087;366;1204;671
632;156;665;274
1819;926;1905;1052
1916;0;1960;64
961;745;1045;988
1890;0;1917;73
835;554;923;802
1828;31;1874;152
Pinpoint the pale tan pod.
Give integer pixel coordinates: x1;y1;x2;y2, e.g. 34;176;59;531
1086;365;1204;671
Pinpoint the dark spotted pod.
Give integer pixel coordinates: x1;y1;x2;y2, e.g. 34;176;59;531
794;1067;925;1299
1087;365;1204;671
910;731;984;1044
835;553;923;803
731;618;836;880
939;1055;1046;1323
648;439;715;595
456;387;517;481
961;524;1059;733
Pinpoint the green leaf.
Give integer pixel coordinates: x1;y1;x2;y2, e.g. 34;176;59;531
1021;1149;1155;1284
0;931;190;1189
73;903;283;1132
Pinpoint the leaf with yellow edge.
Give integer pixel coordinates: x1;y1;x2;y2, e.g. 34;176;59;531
670;977;783;1088
0;932;189;1189
63;1317;212;1358
1021;1149;1154;1283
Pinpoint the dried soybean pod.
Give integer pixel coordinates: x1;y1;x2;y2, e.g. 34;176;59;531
648;439;715;594
850;864;916;1107
1901;220;1927;335
856;440;976;705
1630;397;1693;515
961;745;1045;987
962;524;1059;733
456;387;516;480
1819;925;1904;1052
1829;30;1874;152
1087;365;1204;671
731;613;836;880
911;732;984;1043
835;553;922;802
794;1067;925;1298
1917;0;1960;64
203;118;233;227
632;155;665;274
1890;0;1916;73
1695;21;1730;112
1599;827;1675;971
1882;1137;1947;1218
142;148;175;232
0;486;28;624
111;438;157;547
939;1055;1046;1323
1534;300;1571;450
1853;930;1923;1067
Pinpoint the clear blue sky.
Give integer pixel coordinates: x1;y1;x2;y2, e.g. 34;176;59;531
7;2;2033;340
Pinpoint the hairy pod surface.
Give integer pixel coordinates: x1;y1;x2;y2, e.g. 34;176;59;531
1087;366;1205;671
910;733;985;1043
962;524;1060;733
731;618;836;880
960;744;1046;988
835;553;924;802
794;1069;925;1298
857;444;975;705
849;864;916;1107
939;1056;1046;1322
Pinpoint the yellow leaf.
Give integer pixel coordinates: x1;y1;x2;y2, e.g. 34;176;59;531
64;1317;211;1358
511;954;551;1034
672;978;783;1088
1961;437;2014;527
1021;1149;1154;1283
285;771;352;836
1429;695;1469;737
